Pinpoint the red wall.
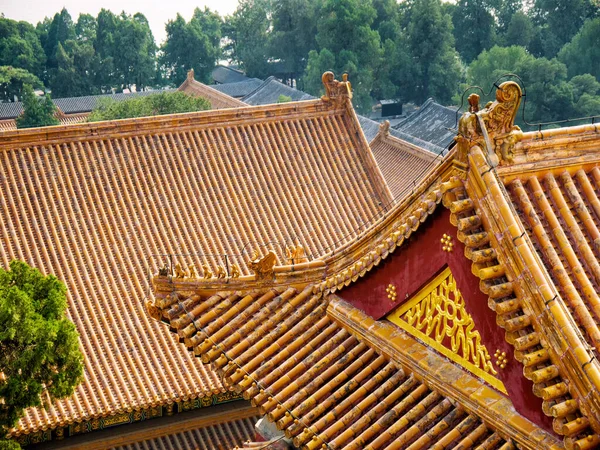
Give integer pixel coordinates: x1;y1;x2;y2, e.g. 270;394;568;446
338;208;554;434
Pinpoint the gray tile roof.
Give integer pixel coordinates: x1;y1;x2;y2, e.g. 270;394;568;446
243;77;315;105
358;115;447;154
211;65;250;84
54;90;174;114
211;79;263;98
393;98;458;150
0;89;175;119
0;102;24;120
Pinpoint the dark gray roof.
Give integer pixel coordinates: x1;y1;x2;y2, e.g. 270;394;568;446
211;79;263;98
243;77;315;105
211;65;250;84
0;102;23;120
0;89;175;119
54;90;174;114
393;98;458;150
358;115;446;154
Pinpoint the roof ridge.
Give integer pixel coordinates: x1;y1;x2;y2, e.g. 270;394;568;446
0;99;339;150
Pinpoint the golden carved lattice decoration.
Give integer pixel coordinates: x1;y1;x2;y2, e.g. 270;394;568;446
387;267;505;393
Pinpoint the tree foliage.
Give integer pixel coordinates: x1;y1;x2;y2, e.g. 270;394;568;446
0;18;46;80
0;260;83;436
466;45;600;126
0;66;43;102
225;0;273;79
87;91;211;122
161;8;222;85
452;0;497;63
558;18;600;80
15;85;59;129
407;0;462;105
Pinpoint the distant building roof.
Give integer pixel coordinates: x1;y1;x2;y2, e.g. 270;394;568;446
211;79;263;98
358;115;445;154
211;65;250;84
53;90;174;114
177;69;247;109
243;76;315;105
0;90;175;120
393;98;458;150
0;102;23;119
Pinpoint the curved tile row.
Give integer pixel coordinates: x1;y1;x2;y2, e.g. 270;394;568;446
152;283;515;450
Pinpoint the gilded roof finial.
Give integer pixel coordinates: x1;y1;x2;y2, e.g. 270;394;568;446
321;71;353;106
248;249;277;281
379;120;391;136
455;82;523;165
468;93;480;113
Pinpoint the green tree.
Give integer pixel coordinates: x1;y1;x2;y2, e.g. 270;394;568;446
93;9;119;91
269;0;319;86
503;11;535;48
0;439;20;449
452;0;497;63
302;0;382;113
467;45;533;100
50;41;97;97
0;260;83;436
0;18;46;80
529;0;598;57
112;13;156;91
570;74;600;116
161;8;222;85
558;18;600;80
225;0;273;79
87;91;211;122
37;8;75;75
0;66;43;102
407;0;463;104
15;85;59;129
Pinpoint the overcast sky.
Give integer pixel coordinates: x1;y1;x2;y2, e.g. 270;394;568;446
2;0;240;45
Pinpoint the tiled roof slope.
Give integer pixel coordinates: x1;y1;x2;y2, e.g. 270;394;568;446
243;77;315;105
0;113;97;132
393;98;457;151
440;83;600;448
149;273;560;449
0;102;23;119
212;65;251;84
1;92;391;435
177;70;247;109
358;115;445;154
368;121;440;199
111;416;258;450
211;79;264;98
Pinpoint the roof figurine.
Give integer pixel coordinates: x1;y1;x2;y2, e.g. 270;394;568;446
456;81;523;165
321;71;353;106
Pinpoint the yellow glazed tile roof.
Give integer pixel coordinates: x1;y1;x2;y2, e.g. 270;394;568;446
149;277;558;449
319;82;600;449
110;416;259;450
1;81;391;436
368;121;440;199
177;69;248;109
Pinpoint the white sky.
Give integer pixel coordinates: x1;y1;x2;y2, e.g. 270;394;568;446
1;0;241;45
